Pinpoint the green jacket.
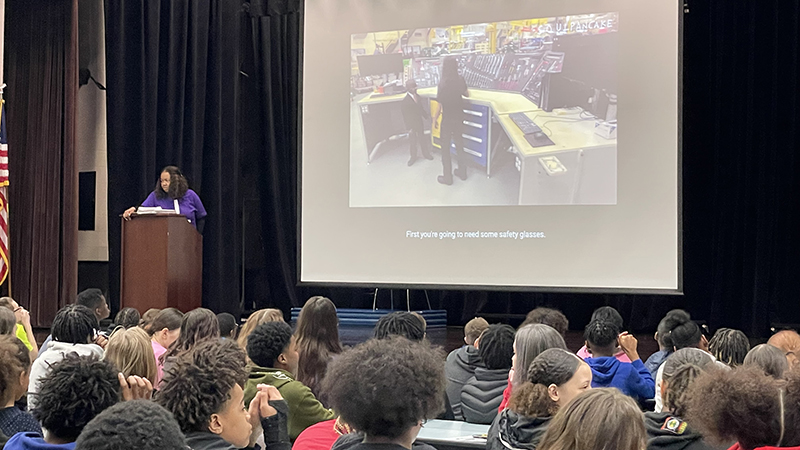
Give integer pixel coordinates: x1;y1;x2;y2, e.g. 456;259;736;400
244;366;335;440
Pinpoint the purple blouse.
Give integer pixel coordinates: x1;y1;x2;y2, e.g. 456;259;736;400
141;189;207;228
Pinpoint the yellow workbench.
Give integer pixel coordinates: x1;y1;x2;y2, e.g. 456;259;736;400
416;87;539;115
495;110;616;157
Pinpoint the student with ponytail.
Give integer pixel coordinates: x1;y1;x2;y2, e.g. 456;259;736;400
486;348;592;450
645;348;717;450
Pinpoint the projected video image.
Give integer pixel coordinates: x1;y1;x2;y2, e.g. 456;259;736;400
349;13;619;207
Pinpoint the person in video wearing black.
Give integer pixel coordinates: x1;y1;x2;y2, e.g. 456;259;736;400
433;56;469;185
401;79;433;166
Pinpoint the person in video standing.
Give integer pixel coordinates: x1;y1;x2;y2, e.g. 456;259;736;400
401;79;433;166
433;56;469;185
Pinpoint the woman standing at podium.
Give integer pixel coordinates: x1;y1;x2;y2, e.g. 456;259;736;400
123;166;207;232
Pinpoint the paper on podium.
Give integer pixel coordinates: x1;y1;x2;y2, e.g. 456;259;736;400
136;206;177;215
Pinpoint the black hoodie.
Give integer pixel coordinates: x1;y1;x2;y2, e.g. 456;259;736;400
645;412;718;450
486;409;551;450
444;345;484;420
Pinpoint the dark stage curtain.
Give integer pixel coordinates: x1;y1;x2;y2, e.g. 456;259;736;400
3;0;79;327
105;0;242;314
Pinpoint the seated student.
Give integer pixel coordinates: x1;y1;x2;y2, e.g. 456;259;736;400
686;367;800;450
0;298;38;361
38;289;111;358
743;344;789;379
74;400;187;450
536;389;647;450
498;324;568;412
708;328;750;367
107;307;140;333
294;296;344;404
217;313;239;340
146;307;183;386
576;307;631;363
461;324;514;424
325;336;445;450
6;354;125;450
159;308;219;374
28;305;104;408
519;308;569;337
583;320;655;402
645;348;717;450
766;330;800;370
155;338;291;450
103;327;158;384
0;336;41;436
0;307;16;335
487;348;592;450
644;310;684;376
138;308;161;334
237;309;285;349
244;321;334;440
293;418;354;450
445;317;489;420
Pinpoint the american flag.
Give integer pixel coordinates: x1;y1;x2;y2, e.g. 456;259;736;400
0;100;9;285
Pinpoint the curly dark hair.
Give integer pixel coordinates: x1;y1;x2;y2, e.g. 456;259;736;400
322;336;445;439
661;348;715;417
113;307;141;329
708;328;750;367
583;319;618;349
246;321;293;368
161;308;219;364
662;310;702;350
52;304;99;344
686;367;800;450
75;400;186;450
743;344;789;379
521;308;569;336
373;311;425;342
155;166;189;200
479;324;515;370
155;338;247;433
0;335;29;404
32;353;120;441
509;348;583;418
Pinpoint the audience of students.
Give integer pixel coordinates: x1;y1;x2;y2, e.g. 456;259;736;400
0;298;38;360
498;324;568;412
28;305;105;408
583;319;654;402
486;348;592;450
325;336;445;450
708;328;750;367
644;348;717;450
445;316;489;420
244;321;334;440
686;367;800;450
155;338;291;450
38;289;110;358
576;306;631;363
159;307;219;373
294;296;343;403
743;343;789;379
217;312;239;340
74;400;187;450
146;307;183;385
767;330;800;369
461;324;514;424
103;327;157;384
0;336;40;437
520;308;569;337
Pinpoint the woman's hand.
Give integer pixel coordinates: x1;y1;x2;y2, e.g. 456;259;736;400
123;207;136;220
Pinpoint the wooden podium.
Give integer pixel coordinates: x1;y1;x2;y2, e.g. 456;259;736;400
120;214;202;313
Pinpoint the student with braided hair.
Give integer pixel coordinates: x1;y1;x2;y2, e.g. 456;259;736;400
645;348;717;450
486;348;592;450
708;328;750;368
584;319;654;402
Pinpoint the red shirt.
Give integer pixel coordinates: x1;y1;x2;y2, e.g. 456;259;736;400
293;419;341;450
498;379;512;412
728;444;800;450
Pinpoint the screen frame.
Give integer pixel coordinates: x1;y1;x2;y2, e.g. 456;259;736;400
296;1;684;295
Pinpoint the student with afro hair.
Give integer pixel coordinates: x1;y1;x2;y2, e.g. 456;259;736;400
584;320;654;402
244;321;334;441
461;324;514;424
156;338;290;450
326;336;445;450
75;401;186;450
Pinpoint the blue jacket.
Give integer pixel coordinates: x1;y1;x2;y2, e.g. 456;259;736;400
585;357;655;401
4;433;76;450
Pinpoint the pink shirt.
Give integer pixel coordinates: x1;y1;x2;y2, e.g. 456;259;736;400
152;340;167;385
577;345;632;363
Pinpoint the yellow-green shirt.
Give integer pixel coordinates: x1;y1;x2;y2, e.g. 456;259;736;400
15;323;33;351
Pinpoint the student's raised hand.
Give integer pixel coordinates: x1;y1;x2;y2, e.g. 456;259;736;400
118;373;153;401
14;307;31;327
617;332;640;361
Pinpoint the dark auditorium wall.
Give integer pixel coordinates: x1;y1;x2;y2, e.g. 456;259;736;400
103;0;800;338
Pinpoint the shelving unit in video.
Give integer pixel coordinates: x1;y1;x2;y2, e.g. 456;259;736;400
349;13;618;208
